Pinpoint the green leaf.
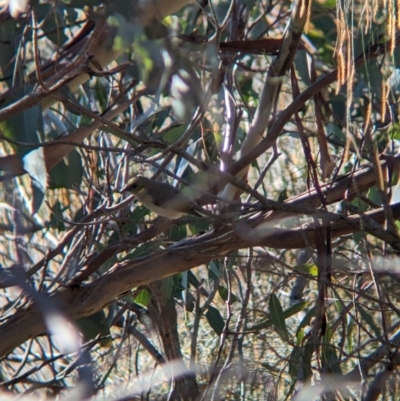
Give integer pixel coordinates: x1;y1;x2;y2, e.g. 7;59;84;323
134;288;151;307
0;20;19;85
238;0;257;9
183;291;195;312
187;270;201;288
171;274;185;298
285;301;310;318
329;93;347;122
359;59;383;99
122;206;150;233
288;341;313;381
389;123;400;140
65;6;78;25
49;201;66;232
168;223;187;242
295;263;318;277
187;210;213;234
269;293;289;343
163;125;185;143
367;185;382;206
171;68;202;122
296;306;316;334
208;260;222;280
30;180;46;216
181;271;189;289
181;271;193;312
218;286;238;304
22;147;47;192
278;187;288;202
356;304;382;338
149;108;171;132
105;0;139;20
296;327;305;346
288;347;302;380
76;310;111;347
212;130;223;150
206;305;225;336
35;3;68;46
248;301;310;332
352;231;365;244
49;149;83;189
322;342;342;375
0;88;43;156
294;50;311;86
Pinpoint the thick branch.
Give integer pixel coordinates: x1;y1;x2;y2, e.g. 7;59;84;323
0;202;399;357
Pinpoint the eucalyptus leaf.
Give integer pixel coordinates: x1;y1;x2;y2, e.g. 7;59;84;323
134;288;151;307
35;3;68;46
0;20;20;85
206;305;224;336
76;310;111;347
218;285;238;304
294;50;312;86
1;88;43;156
49;149;83;189
269;293;289;343
22;146;46;189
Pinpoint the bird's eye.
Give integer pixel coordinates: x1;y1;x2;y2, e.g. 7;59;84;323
131;183;138;189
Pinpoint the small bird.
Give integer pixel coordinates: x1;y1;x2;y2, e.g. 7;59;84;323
120;175;202;219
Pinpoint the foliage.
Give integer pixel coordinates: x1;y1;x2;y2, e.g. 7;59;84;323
0;0;400;400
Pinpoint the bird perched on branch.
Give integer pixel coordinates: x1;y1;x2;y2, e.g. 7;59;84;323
120;175;203;219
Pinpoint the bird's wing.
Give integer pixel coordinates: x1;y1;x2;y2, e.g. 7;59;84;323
162;193;192;210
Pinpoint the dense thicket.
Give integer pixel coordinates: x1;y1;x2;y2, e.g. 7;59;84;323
0;0;400;400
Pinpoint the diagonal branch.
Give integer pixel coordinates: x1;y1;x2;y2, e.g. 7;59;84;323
0;202;399;358
228;33;400;178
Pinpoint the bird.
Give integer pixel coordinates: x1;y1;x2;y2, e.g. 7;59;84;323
120;175;203;219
